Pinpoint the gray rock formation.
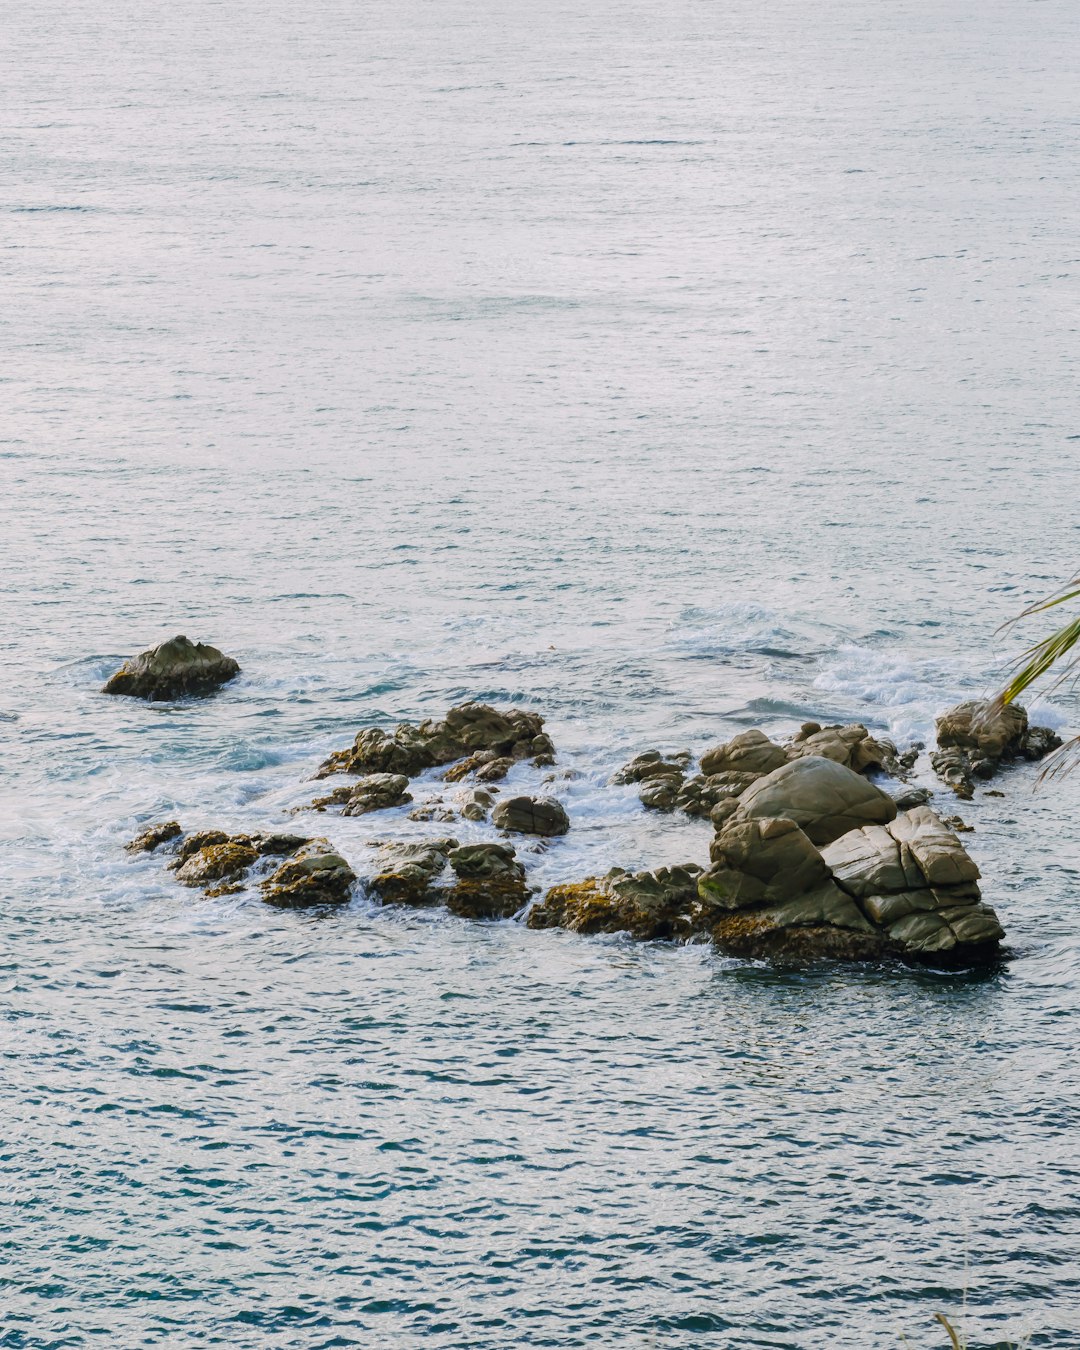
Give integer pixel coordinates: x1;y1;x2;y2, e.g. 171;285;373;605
491;795;570;837
735;755;898;846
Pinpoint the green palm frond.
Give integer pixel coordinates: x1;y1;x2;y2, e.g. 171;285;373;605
990;573;1080;780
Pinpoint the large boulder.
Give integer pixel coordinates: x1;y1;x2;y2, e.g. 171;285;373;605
700;805;1002;965
103;635;240;701
735;755;897;846
261;840;356;908
528;865;706;940
315;703;553;780
932;699;1061;796
492;795;570;837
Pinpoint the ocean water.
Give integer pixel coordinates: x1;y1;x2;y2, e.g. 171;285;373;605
3;0;1080;1345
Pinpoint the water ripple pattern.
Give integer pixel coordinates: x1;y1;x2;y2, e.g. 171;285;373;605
2;0;1079;1345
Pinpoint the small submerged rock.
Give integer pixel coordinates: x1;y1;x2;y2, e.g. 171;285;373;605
103;635;240;701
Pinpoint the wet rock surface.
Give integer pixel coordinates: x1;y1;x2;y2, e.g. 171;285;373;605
124;706;1022;969
527;865;706;940
103;635;240;701
125;821;182;853
315;703;552;780
491;795;570;837
261;840;357;908
932;699;1061;797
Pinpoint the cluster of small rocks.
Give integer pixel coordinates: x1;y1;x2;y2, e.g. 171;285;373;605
124;692;1064;970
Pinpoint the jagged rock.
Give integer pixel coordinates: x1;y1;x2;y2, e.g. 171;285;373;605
893;786;932;810
168;830;230;868
175;839;259;890
786;723;893;775
492;795;569;837
261;840;356;908
445;843;529;920
610;750;693;785
932;699;1061;795
941;815;974;833
340;773;412;816
250;833;312;856
639;774;684;811
527;865;706;940
700;730;789;778
315;703;551;780
675;772;759;818
735;755;897;846
367;839;457;905
102;635;240;701
710;799;740;830
125;821;182;853
929;746;975;800
701;817;832;908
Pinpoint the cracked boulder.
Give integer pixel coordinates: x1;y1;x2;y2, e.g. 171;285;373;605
734;755;898;846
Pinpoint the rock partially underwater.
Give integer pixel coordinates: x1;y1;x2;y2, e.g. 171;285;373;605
315;702;555;780
931;699;1061;798
125;702;1024;969
620;724;917;820
103;635;240;701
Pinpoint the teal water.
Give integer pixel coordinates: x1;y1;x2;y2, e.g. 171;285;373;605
3;0;1080;1345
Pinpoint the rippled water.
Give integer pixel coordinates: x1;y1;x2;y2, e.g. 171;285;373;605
4;0;1080;1345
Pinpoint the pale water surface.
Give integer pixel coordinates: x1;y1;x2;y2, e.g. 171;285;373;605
2;0;1080;1345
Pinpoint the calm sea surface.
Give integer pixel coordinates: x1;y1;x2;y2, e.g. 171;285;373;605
3;1;1080;1345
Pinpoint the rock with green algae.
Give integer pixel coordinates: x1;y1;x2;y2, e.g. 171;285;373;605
527;864;706;940
175;840;259;890
314;703;553;780
260;840;356;908
102;635;240;701
125;821;182;853
444;842;529;920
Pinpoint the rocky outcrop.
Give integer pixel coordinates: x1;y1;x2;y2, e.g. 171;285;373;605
260;840;356;908
637;725;914;820
931;700;1061;798
445;843;529;919
315;703;553;780
700;806;1001;964
309;773;413;815
103;636;240;701
527;865;706;940
175;840;260;894
610;750;692;785
491;795;570;837
125;821;182;853
367;839;457;905
735;755;898;846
